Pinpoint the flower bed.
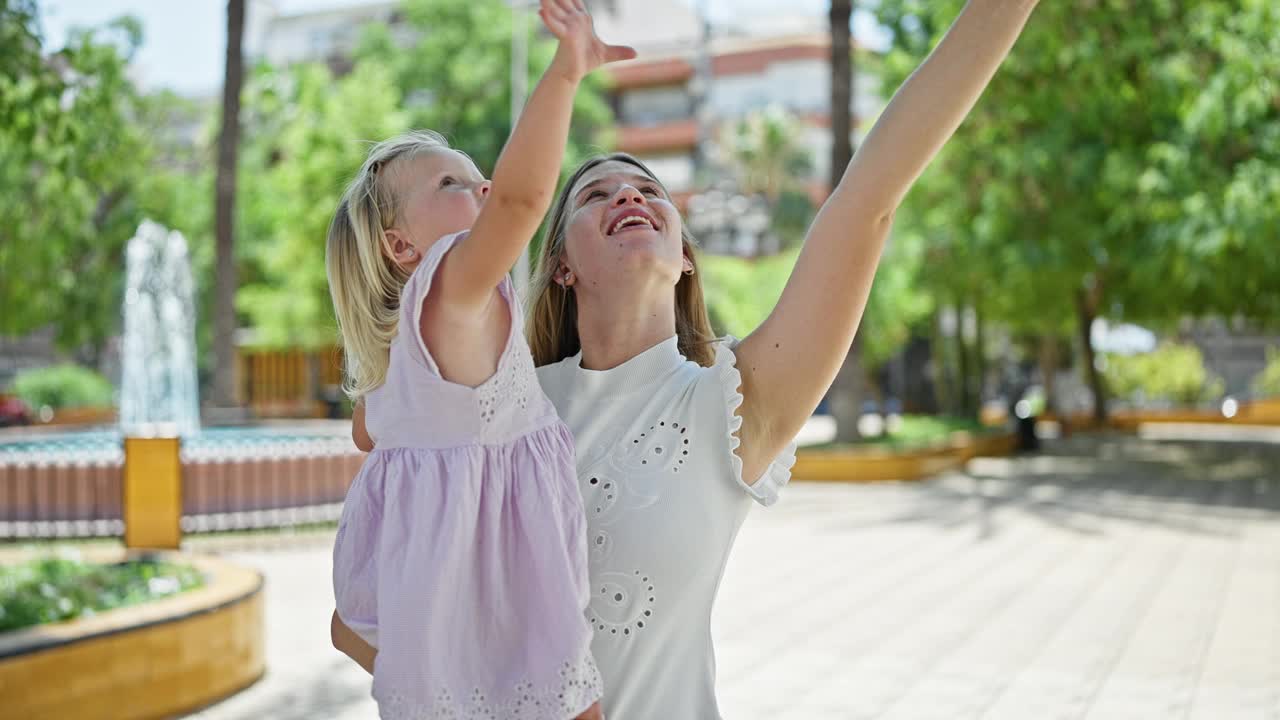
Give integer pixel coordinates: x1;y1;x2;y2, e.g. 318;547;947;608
0;555;203;633
0;549;264;720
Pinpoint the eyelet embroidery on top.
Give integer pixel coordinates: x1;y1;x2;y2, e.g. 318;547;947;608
616;419;690;474
511;347;532;411
475;345;535;423
586;569;656;639
378;654;601;720
576;416;691;641
588;525;614;565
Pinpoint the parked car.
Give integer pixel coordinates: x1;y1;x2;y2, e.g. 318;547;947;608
0;395;31;427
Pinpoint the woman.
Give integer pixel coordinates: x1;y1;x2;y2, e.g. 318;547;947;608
334;1;1040;716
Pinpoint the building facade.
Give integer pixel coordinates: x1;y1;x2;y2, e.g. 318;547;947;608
257;1;882;254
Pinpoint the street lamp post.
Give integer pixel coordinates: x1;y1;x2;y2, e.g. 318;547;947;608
691;0;714;179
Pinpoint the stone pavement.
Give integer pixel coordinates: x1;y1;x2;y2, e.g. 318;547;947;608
186;433;1280;719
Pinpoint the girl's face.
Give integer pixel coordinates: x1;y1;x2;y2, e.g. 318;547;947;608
384;149;490;268
558;160;690;290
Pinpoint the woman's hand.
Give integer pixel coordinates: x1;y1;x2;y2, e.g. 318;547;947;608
540;0;636;81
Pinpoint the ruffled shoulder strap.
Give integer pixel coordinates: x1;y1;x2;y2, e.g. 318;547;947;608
397;230;469;377
707;336;796;507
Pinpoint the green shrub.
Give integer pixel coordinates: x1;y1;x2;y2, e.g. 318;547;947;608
1252;348;1280;398
10;364;115;410
1104;343;1224;406
0;556;204;633
813;414;986;450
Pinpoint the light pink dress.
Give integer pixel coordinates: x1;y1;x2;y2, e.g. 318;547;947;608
333;232;601;719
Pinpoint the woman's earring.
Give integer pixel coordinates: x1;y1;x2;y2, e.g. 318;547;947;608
683;267;695;276
564;270;576;286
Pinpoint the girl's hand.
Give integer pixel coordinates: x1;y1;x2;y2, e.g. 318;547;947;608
539;0;636;81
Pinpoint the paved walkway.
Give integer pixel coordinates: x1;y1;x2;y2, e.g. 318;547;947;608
187;434;1280;719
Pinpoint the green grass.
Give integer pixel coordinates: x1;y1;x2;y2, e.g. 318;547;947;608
0;555;204;633
810;415;990;451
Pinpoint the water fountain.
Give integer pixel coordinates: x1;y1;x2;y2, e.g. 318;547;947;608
119;220;201;437
0;221;362;540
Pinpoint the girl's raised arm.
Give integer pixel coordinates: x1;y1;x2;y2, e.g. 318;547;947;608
438;0;634;309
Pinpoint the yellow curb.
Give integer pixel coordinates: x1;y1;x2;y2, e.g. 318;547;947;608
0;549;265;720
793;431;1018;483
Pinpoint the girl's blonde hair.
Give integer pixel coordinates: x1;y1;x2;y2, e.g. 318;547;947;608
326;130;451;399
528;153;717;368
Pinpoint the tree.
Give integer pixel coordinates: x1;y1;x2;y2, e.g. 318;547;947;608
232;0;617;348
723;106;816;250
859;232;933;373
701;235;930;374
0;2;161;360
825;0;870;441
872;0;1280;422
234;61;410;348
700;250;801;339
355;0;614;174
212;0;245;408
704;99;929;362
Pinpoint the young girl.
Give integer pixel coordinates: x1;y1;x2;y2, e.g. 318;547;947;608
324;2;634;717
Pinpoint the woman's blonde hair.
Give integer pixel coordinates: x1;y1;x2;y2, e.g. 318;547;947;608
527;153;717;368
326;130;451;399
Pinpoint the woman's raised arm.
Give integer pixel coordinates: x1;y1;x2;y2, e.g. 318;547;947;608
733;0;1040;482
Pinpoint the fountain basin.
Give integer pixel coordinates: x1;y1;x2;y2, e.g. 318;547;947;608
0;548;264;720
0;424;363;539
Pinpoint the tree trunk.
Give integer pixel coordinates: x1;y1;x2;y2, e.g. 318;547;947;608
828;0;866;442
974;304;986;415
829;335;869;442
931;311;954;416
1076;286;1108;423
955;312;971;417
89;187;127;367
1038;334;1059;415
962;319;967;415
829;0;853;185
212;0;245;409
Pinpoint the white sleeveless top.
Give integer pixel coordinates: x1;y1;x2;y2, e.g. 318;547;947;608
536;336;796;719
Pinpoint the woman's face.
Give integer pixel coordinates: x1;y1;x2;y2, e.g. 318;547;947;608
559;160;688;291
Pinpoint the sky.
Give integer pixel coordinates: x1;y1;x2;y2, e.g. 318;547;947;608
39;0;886;97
